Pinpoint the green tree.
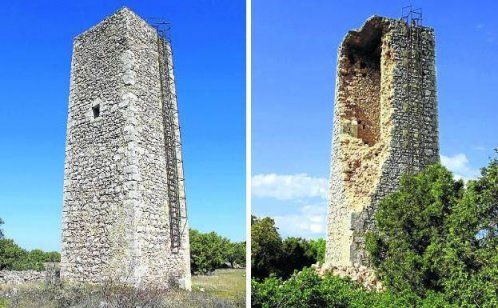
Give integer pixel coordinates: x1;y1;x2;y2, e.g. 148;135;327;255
309;238;326;264
226;241;246;268
24;249;47;271
0;218;4;239
279;237;315;278
0;239;28;270
251;216;283;279
435;154;498;305
0;218;62;271
252;267;449;307
44;251;61;262
0;239;60;271
189;229;231;274
366;164;463;295
367;155;498;306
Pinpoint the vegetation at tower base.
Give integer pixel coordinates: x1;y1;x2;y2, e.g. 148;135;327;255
252;152;498;307
251;268;449;307
0;276;245;307
366;156;498;306
251;216;325;280
0;225;245;307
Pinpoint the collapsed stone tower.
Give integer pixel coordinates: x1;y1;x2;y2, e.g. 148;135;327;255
326;16;439;267
61;8;191;289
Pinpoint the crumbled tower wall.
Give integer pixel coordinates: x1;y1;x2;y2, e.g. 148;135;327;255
61;8;190;289
326;16;439;267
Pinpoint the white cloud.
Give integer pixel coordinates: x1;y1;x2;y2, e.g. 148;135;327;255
274;204;327;238
252;173;328;200
441;153;480;182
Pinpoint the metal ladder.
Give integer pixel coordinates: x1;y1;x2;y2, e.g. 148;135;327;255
404;7;424;172
156;26;187;253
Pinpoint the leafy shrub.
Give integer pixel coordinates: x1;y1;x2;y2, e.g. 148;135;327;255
251;216;283;279
366;155;498;306
0;218;4;239
0;239;27;271
309;238;326;264
252;267;452;307
0;238;60;271
189;229;245;274
279;237;316;278
251;216;326;279
226;241;246;268
253;154;498;307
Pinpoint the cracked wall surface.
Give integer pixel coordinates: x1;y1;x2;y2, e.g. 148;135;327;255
61;7;191;289
326;16;439;267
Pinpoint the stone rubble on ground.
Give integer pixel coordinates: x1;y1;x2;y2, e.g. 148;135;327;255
313;262;383;291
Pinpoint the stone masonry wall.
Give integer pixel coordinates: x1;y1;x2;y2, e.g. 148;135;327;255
0;271;46;285
326;16;439;267
0;264;60;285
61;7;190;289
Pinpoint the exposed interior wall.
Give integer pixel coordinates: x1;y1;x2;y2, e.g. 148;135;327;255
327;16;439;267
336;21;391;214
340;44;381;146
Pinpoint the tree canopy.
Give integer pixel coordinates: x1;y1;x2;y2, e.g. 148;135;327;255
251;215;326;279
0;238;60;271
189;229;245;274
366;155;498;306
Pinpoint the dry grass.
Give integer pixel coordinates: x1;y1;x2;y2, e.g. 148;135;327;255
0;270;246;308
192;269;245;304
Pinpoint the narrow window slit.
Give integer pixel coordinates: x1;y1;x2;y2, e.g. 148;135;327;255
92;104;100;118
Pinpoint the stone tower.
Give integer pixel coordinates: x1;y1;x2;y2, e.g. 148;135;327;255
61;7;191;289
326;16;439;267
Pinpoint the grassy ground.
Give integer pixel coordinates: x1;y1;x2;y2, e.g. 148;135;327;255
192;269;246;303
0;269;246;307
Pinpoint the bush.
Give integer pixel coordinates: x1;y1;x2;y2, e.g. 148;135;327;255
309;238;326;264
190;229;228;274
0;239;28;271
251;215;326;279
0;238;60;271
0;218;4;239
251;216;283;279
366;156;498;306
189;229;245;274
251;267;451;307
279;237;316;278
226;241;246;268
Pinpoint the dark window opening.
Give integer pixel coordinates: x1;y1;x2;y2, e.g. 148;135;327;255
92;104;100;118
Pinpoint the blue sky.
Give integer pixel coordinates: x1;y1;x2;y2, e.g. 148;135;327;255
0;0;245;251
252;0;498;238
